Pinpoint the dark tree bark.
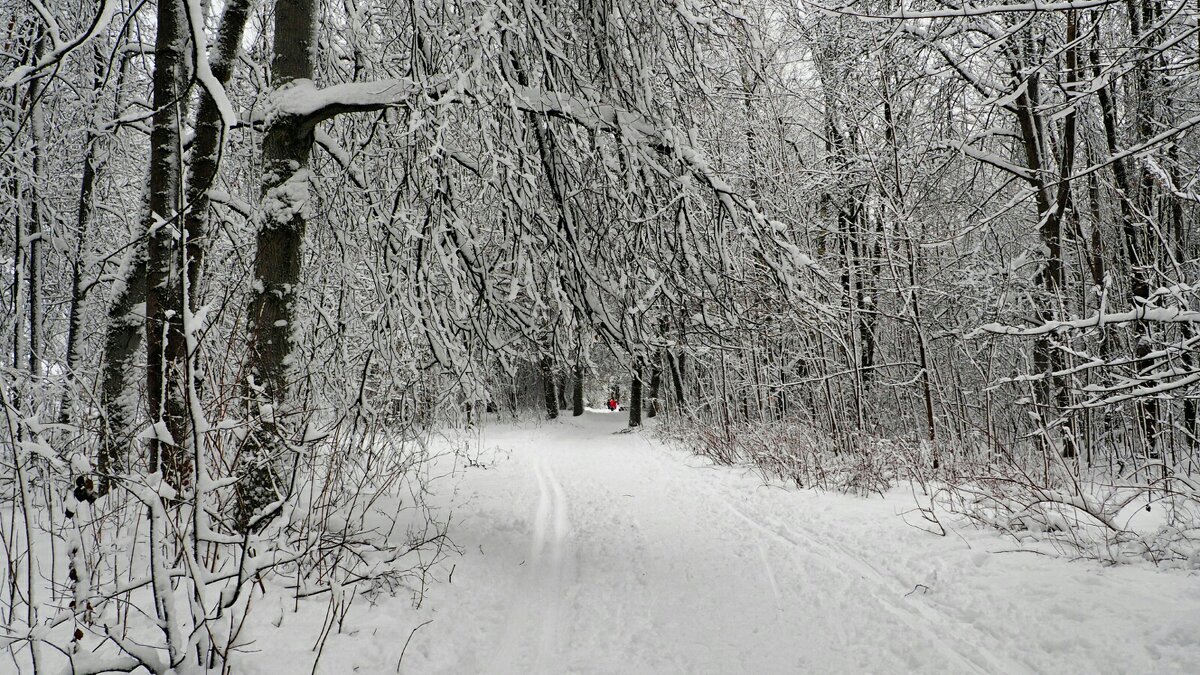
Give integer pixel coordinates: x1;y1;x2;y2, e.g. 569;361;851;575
143;0;190;489
59;42;108;425
540;356;559;420
7;153;23;378
237;0;318;529
667;350;685;411
96;254;146;494
94;33;176;494
9;26;45;378
629;358;643;428
572;361;584;416
26;33;44;380
1006;28;1077;458
183;0;253;309
1128;1;1164;456
557;372;569;410
1092;39;1157;454
167;0;254;496
647;352;662;418
9;186;24;378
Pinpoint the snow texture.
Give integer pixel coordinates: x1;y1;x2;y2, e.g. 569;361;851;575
241;412;1200;674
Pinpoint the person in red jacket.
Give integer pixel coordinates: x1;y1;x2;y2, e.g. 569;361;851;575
606;397;618;411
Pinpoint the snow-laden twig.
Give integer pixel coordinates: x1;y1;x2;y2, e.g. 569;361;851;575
0;0;122;88
814;0;1121;21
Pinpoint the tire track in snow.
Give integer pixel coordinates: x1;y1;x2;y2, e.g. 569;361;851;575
720;499;1034;675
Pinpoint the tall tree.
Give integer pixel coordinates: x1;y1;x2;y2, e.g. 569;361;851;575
236;0;319;527
142;0;189;487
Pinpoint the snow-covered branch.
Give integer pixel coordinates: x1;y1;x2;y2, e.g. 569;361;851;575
816;0;1121;21
259;77;450;131
973;304;1200;338
0;0;122;88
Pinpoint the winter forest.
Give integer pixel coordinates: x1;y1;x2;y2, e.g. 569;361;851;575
2;0;1200;672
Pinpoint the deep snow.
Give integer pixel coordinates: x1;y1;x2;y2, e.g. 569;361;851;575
244;410;1200;674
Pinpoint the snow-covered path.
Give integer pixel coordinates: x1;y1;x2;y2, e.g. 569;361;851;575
248;411;1200;674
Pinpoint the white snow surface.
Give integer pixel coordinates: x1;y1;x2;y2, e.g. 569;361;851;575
243;411;1200;674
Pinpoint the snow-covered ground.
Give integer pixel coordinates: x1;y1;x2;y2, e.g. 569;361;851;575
244;411;1200;674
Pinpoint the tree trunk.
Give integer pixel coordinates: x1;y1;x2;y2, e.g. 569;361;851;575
143;0;189;489
167;0;255;503
629;358;643;428
92;49;142;494
59;43;108;425
184;0;253;310
1092;44;1156;455
1009;33;1076;458
10;166;24;376
237;0;317;529
572;361;584;416
904;237;937;446
1130;1;1162;457
667;350;686;411
96;253;147;494
26;35;44;379
540;356;558;420
8;32;39;376
647;353;662;418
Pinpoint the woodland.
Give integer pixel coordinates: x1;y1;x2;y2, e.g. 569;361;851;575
1;0;1199;671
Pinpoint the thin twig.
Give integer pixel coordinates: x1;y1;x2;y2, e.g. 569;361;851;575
395;619;433;673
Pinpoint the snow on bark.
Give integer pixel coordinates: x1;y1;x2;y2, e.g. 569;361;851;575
261;168;314;227
255;77;435;127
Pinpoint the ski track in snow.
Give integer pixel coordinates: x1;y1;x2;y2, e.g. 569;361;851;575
754;538;783;613
494;453;575;674
720;498;1030;675
243;411;1200;675
536;454;574;672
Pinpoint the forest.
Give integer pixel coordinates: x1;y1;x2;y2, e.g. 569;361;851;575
2;0;1199;672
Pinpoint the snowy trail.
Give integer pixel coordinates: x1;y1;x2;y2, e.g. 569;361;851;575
529;454;574;672
719;498;1028;675
485;435;580;674
246;411;1200;674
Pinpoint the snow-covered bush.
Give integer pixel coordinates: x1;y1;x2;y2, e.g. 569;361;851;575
664;418;1200;568
944;459;1200;568
661;418;963;496
0;368;453;674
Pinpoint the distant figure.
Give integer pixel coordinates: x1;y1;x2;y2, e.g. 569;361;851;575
606;398;618;411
